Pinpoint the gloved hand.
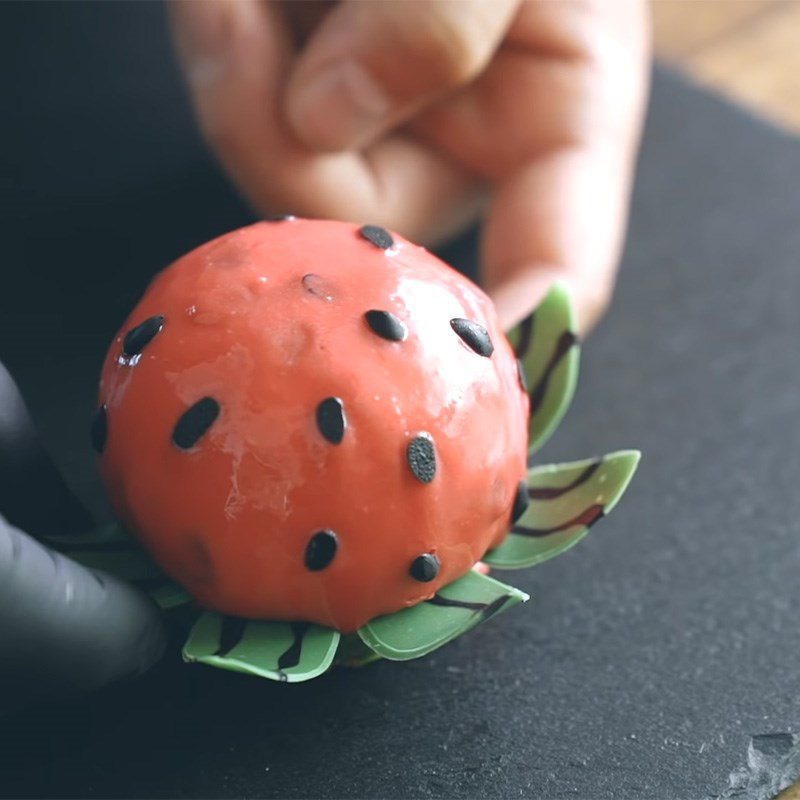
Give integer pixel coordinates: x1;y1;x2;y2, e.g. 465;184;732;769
0;361;166;710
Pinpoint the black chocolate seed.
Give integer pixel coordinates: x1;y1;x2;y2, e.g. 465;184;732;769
517;359;528;393
123;315;165;358
511;480;530;523
305;530;338;571
91;405;107;454
359;224;394;250
450;318;494;357
172;397;220;449
316;397;346;444
365;309;407;342
410;553;440;582
407;434;437;483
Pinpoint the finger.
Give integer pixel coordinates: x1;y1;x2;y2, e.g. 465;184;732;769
485;143;636;334
0;514;166;706
0;360;93;537
169;0;477;243
480;0;651;332
285;0;521;152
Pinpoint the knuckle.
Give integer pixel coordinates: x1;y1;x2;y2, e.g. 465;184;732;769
425;15;489;85
385;11;489;92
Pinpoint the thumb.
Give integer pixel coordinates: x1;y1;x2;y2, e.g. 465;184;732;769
0;515;166;706
285;0;520;152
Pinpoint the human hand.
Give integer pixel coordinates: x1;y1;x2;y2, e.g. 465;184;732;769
170;0;649;331
0;362;165;709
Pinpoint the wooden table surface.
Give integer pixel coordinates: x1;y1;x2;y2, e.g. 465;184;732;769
653;0;800;132
654;3;799;798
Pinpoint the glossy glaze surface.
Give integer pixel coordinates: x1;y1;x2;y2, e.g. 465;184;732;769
97;220;529;632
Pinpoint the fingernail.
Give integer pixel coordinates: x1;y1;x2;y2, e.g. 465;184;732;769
173;0;232;87
288;59;392;150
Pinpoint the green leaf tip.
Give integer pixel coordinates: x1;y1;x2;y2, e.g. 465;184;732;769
506;282;580;454
182;612;341;682
484;449;640;570
356;570;529;662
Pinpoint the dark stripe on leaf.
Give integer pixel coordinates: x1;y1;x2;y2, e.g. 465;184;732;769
427;595;486;611
512;504;604;537
530;331;578;410
478;595;511;621
514;313;535;360
426;593;508;622
214;616;248;657
529;460;601;500
276;622;310;681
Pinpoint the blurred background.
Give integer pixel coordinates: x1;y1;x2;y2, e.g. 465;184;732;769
653;0;799;133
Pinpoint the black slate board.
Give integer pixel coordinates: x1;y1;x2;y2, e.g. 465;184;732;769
2;3;800;798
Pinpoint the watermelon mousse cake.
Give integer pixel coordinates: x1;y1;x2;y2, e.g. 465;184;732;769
53;218;639;682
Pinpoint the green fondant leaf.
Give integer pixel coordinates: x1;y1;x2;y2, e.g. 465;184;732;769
485;450;640;569
506;283;580;453
357;570;529;661
46;523;192;610
182;612;340;682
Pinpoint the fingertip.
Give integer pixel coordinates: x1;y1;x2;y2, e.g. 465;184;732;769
110;576;169;679
490;267;610;335
489;267;562;331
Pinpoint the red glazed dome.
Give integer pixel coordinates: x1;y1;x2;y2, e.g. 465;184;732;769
95;220;529;632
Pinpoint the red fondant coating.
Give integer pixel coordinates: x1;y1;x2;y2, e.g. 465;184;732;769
98;220;529;632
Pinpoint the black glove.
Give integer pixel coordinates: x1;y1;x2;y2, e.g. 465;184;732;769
0;361;166;708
